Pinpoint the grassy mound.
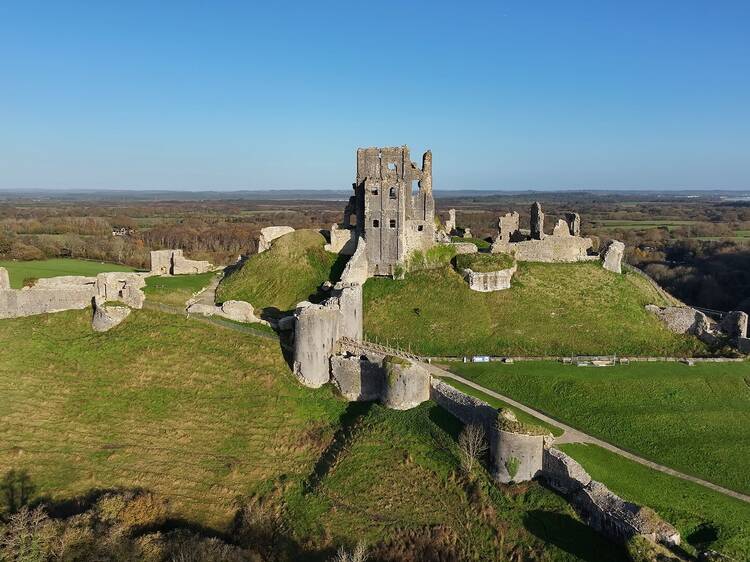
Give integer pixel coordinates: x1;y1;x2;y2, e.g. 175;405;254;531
363;262;706;357
0;309;630;559
455;252;515;272
0;258;136;288
449;360;750;495
216;230;347;315
451;236;491;250
144;271;217;306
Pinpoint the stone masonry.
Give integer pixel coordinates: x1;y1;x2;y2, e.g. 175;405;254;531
150;249;213;275
347;146;436;276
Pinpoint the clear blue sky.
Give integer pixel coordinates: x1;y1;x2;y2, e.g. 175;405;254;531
1;1;748;191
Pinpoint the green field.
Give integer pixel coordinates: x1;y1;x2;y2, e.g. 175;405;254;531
593;220;699;231
363;262;705;357
448;360;750;495
144;271;217;306
559;443;750;559
0;258;136;288
0;308;629;560
217;230;347;317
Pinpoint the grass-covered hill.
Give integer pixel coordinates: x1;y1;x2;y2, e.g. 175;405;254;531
364;262;707;357
216;229;347;316
0;308;632;561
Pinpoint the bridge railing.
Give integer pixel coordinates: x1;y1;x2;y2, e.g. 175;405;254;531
337;336;423;362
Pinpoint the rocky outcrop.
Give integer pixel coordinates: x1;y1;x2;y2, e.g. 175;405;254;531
339;237;369;285
461;264;516;292
646;305;713;337
91;297;131;332
257;226;295;254
602;240;625;274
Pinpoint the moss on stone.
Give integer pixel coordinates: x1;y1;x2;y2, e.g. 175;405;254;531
496;409;550;436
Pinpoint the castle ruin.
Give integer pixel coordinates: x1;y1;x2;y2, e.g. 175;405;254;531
338;146;436;276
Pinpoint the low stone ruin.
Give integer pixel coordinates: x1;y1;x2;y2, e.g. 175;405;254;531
461;263;517;292
293;282;363;388
338;237;369;285
450;242;478;255
444;209;457;234
150;250;213;275
488;202;597;263
324;224;357;255
186;299;263;324
91;296;132;332
257;226;295;254
431;378;680;548
330;352;431;410
0;267;146;320
602;240;625;273
647;304;750;351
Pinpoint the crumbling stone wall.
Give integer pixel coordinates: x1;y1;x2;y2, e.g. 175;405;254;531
380;358;431;410
0;268;146;320
461;264;517;292
325;224;357;255
149;249;213;275
490;428;545;484
339;237;369;285
429;378;497;428
490;203;595;263
352;146;436;276
0;267;9;290
293;283;363;388
445;209;456;234
91;296;131;332
187;300;263;324
330;352;385;401
257;226;295;254
602;240;625;274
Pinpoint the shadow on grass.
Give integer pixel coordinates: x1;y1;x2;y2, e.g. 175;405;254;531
304;401;373;494
523;509;629;562
1;469;36;514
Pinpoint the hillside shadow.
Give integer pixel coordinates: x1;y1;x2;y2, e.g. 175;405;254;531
304;401;372;494
523;509;629;562
1;469;36;513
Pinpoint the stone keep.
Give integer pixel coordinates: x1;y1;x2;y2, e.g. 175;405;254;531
347;146;436;276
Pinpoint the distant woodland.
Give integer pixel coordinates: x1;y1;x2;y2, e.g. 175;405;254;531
1;191;749;313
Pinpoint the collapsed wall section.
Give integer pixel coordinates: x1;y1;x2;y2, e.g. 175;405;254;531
293;283;363;388
149;249;213;275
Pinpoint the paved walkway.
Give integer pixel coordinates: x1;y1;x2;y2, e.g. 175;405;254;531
427;364;750;504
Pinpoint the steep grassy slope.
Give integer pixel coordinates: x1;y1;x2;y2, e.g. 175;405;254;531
559;443;750;560
216;230;347;316
363;262;706;357
0;258;136;288
144;271;217;306
0;309;626;560
449;360;750;495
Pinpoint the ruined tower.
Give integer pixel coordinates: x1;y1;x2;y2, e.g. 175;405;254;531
346;146;435;276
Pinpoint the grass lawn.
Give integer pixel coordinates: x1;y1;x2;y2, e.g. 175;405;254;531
217;230;347;317
0;258;136;288
363;262;705;357
0;309;621;560
448;360;750;495
559;443;750;560
594;220;699;231
144;271;217;306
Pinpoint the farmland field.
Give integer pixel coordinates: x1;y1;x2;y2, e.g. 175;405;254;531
559;443;750;559
448;360;750;495
0;258;136;288
0;308;622;560
363;262;706;357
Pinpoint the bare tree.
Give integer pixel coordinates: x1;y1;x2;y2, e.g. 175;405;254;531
330;541;369;562
458;423;487;474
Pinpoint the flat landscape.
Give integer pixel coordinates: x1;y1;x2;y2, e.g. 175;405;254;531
363;262;704;357
448;360;750;495
0;257;136;288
